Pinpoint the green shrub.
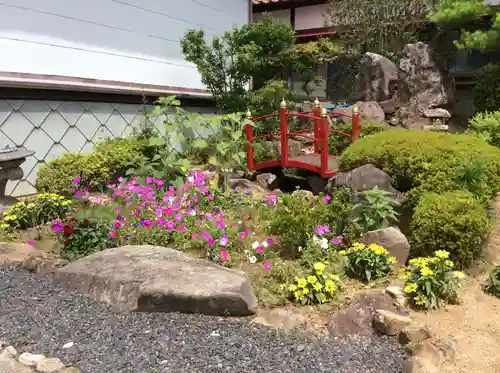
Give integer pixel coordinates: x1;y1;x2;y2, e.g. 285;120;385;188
328;119;387;155
474;63;500;113
402;250;466;310
410;191;491;269
36;138;142;195
469;110;500;148
484;265;500;298
339;130;500;203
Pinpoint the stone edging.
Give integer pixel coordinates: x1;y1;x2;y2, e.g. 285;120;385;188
0;343;79;373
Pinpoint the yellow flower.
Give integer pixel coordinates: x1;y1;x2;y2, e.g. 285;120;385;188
338;250;347;256
288;284;297;292
313;262;325;274
320;293;327;303
26;203;35;209
325;280;337;294
444;260;454;268
293;290;302;300
388;256;396;264
403;282;418;294
313;282;323;292
413;295;426;306
0;223;9;229
453;271;466;279
434;250;450;259
420;266;434;276
296;277;307;289
302;287;310;295
307;275;317;284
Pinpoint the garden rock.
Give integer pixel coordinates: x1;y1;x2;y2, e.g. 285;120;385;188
252;308;306;330
228;178;266;196
396;42;455;128
411;340;443;366
36;357;65;373
0;242;38;267
326;164;396;201
0;349;33;373
356;101;386;122
386;285;408;308
328;290;399;336
373;309;412;335
399;324;432;345
54;245;258;316
18;352;45;367
255;172;278;190
354;52;399;103
359;227;410;266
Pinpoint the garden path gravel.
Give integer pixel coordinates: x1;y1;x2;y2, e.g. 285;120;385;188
0;266;406;373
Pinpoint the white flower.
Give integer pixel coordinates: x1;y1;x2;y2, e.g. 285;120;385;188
298;246;303;252
312;235;319;241
188;176;194;183
252;241;260;249
248;255;257;264
320;237;329;250
190;210;196;216
261;241;269;248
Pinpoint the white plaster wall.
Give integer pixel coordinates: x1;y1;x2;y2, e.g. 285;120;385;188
253;10;291;25
0;0;249;91
295;4;330;30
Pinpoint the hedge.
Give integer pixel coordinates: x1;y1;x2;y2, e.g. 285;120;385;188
339;130;500;203
410;190;491;269
328;119;388;155
36;138;142;196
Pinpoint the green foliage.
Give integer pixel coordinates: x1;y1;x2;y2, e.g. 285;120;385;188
328;0;429;58
473;64;500;115
484;265;500;298
268;191;352;257
340;242;396;282
352;187;399;233
328;120;387;155
339;130;500;203
57;216;114;261
285;262;343;305
410;191;490;269
429;0;499;50
454;158;489;196
0;193;71;229
402;250;465;310
36;138;141;196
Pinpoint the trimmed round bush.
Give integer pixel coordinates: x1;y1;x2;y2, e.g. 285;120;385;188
36;138;142;195
474;63;500;113
339;130;500;203
328;119;387;155
410;190;491;269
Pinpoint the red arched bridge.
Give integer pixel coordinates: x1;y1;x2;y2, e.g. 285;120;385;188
245;99;360;178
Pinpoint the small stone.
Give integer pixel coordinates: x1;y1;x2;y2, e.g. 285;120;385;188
296;344;306;352
386;286;408;308
36;357;66;373
411;340;443;366
399;324;432;345
58;368;80;373
373;309;412;335
402;356;438;373
4;345;17;357
18;352;46;367
62;342;74;349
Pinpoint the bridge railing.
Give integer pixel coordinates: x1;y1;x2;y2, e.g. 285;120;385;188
245;99;360;175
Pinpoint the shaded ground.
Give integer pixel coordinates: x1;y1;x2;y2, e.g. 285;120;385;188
0;267;405;373
410;195;500;373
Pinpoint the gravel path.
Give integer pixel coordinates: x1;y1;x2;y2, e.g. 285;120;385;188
0;266;406;373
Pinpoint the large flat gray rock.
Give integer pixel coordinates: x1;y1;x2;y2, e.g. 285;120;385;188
55;245;258;316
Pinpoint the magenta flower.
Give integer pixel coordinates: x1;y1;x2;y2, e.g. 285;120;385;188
25;240;35;246
109;231;117;239
192;233;199;239
207;237;216;247
314;225;330;235
266;237;273;246
73;176;80;185
220;234;229;246
51;220;63;232
201;231;211;240
177;225;187;233
263;262;271;271
239;231;246;239
219;249;228;262
216;219;225;229
331;236;344;245
256;246;264;254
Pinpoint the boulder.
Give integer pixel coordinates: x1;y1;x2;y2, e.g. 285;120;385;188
354;52;400;103
255;172;278;190
326;164;396;200
372;309;413;335
328;101;385;123
358;227;410;266
55;245;258;317
396;42;455;127
402;356;438;373
228;178;267;196
329;290;400;336
252;308;306;330
399;324;432;345
386;285;409;309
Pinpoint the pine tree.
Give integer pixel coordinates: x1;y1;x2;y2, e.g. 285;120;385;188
428;0;500;49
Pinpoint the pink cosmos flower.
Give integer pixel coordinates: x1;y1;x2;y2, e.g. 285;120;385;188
51;220;63;232
109;231;117;239
263;262;271;271
219;249;228;262
220;235;229;246
201;231;211;240
25;240;35;246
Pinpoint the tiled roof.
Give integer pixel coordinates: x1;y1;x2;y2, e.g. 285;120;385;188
252;0;290;4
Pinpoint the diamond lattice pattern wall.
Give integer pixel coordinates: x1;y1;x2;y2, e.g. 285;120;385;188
0;100;214;197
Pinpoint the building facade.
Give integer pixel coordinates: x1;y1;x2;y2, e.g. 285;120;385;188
0;0;250;196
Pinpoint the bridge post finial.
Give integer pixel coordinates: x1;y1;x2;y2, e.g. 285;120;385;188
314;98;320;108
245;109;252;118
280;98;286;108
320;107;327;117
353;103;359;115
